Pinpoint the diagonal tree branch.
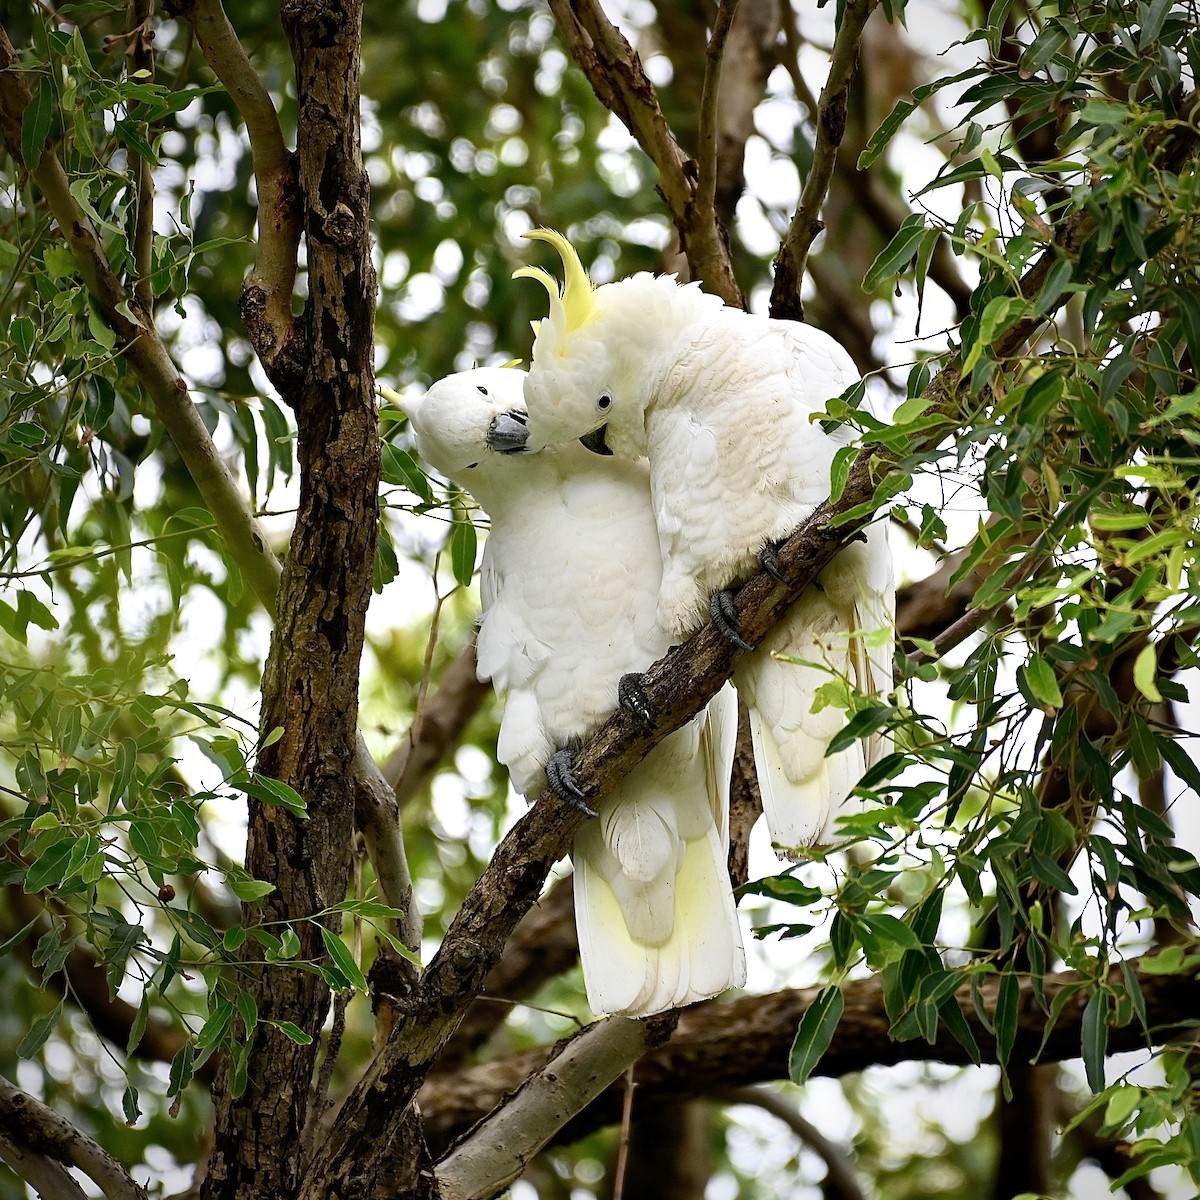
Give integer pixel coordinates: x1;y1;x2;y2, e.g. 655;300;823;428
0;1075;148;1200
435;1014;676;1200
163;0;302;377
549;0;743;304
297;100;1200;1199
770;0;880;318
0;1133;87;1200
420;957;1200;1151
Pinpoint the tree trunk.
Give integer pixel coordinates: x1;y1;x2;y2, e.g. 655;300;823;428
201;1;380;1197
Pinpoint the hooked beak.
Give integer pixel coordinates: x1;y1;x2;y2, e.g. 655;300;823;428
487;410;530;454
580;424;612;456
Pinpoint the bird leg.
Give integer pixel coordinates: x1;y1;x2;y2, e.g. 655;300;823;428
545;748;598;818
709;589;754;652
618;672;655;723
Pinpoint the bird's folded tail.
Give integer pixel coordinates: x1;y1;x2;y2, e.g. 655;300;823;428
572;699;745;1018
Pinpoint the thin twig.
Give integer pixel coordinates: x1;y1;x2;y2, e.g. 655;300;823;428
691;0;741;280
770;0;880;318
127;0;156;311
549;0;743;304
717;1087;865;1200
612;1064;637;1200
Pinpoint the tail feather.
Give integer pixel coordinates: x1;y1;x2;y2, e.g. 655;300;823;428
572;696;745;1018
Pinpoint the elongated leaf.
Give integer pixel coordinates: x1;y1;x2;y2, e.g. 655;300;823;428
18;1000;64;1059
449;516;477;587
1081;989;1108;1092
993;971;1019;1068
22;77;53;169
320;926;368;992
858;98;917;169
789;986;844;1084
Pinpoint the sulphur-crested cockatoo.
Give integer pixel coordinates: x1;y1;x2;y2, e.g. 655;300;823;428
395;366;745;1016
512;230;894;855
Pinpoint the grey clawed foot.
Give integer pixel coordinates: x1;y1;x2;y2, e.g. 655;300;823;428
546;749;598;818
758;539;787;583
618;673;654;723
709;589;754;652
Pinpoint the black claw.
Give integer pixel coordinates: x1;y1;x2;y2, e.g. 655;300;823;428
618;673;655;723
546;749;597;818
709;589;754;652
817;523;842;542
758;540;787;584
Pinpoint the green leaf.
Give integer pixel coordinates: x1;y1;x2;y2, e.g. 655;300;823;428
828;444;857;504
1103;1085;1141;1129
320;926;368;991
167;1040;195;1098
1081;989;1108;1093
271;1020;314;1046
17;1000;64;1059
858;98;918;170
227;876;275;903
239;774;308;818
381;443;432;501
789;986;844;1085
22;76;53;169
1132;643;1162;703
864;214;928;290
962;296;1028;375
449;516;478;587
126;990;150;1055
121;1085;141;1125
1017;653;1063;710
993;972;1019;1069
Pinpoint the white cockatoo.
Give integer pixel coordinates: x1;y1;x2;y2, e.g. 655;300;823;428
395;366;746;1017
512;230;894;855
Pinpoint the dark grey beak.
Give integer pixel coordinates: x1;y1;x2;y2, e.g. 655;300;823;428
580;424;612;456
487;410;530;454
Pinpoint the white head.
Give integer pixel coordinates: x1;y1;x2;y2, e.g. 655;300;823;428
515;229;702;458
395;366;529;491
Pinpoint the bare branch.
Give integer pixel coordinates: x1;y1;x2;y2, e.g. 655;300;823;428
435;1016;673;1200
0;1075;149;1200
689;0;741;291
770;0;879;319
716;1087;865;1200
436;874;577;1071
549;0;743;304
776;12;974;320
421;958;1200;1149
0;1133;87;1200
163;0;301;375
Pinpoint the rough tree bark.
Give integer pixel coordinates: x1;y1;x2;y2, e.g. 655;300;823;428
200;2;382;1197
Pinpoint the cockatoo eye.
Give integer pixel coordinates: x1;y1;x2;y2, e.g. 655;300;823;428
597;392;612;410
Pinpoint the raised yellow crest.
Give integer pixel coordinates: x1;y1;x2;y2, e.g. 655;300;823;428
513;228;595;348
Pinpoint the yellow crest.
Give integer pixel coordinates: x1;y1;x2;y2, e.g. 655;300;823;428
513;228;595;348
